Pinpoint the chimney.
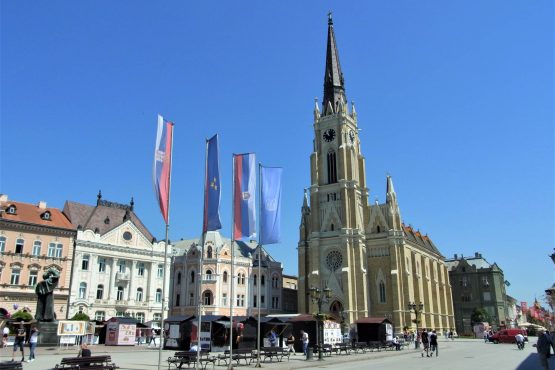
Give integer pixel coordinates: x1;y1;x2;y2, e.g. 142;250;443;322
0;194;7;202
38;201;47;209
475;252;480;258
454;254;458;259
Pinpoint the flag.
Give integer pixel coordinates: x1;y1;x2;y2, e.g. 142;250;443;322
153;114;173;224
203;134;222;232
233;153;256;240
260;166;282;245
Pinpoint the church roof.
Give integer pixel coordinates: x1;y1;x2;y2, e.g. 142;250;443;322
322;12;347;115
402;224;443;257
63;196;154;242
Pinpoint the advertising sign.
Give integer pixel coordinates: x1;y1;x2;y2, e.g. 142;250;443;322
57;321;86;336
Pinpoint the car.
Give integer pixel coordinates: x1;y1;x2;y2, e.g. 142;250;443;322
489;329;528;344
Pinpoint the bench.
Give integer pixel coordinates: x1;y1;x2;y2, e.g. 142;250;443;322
368;341;388;352
334;343;351;355
167;350;214;370
353;342;368;354
0;361;23;370
55;355;118;369
320;344;336;356
260;347;290;362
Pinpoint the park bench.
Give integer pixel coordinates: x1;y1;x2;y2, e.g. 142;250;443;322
320;344;336;356
55;355;118;369
0;361;23;370
260;347;290;362
334;343;351;355
167;350;215;370
353;342;368;354
368;341;389;352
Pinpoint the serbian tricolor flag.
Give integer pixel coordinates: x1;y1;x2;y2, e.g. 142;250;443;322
153;114;174;224
233;153;256;240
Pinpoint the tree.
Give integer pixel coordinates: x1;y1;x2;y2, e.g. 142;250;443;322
471;307;491;324
11;310;33;322
70;312;90;321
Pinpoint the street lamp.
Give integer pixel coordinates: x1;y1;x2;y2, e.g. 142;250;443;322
408;302;424;349
309;287;332;360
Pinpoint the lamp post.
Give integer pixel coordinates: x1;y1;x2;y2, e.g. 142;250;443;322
309;287;332;360
408;302;424;349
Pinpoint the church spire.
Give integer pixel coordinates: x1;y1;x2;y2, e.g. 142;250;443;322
322;12;347;116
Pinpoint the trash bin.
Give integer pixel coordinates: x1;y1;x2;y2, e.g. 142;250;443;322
306;347;313;360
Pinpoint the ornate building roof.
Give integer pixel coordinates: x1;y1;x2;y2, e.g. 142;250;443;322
0;195;74;230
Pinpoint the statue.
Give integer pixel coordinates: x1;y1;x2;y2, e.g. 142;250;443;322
35;268;60;322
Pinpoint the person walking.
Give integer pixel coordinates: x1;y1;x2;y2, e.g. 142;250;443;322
515;332;525;350
301;330;309;356
286;333;296;355
429;330;438;357
533;329;552;370
11;323;26;362
2;326;9;348
269;329;277;347
421;329;430;357
27;326;39;362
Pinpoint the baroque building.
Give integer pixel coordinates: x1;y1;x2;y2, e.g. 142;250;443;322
0;194;75;318
445;252;509;334
170;231;283;317
63;193;169;323
298;15;455;334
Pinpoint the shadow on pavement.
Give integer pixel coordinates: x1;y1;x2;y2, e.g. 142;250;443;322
515;353;550;370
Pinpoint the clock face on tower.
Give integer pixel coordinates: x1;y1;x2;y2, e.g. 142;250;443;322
323;129;336;142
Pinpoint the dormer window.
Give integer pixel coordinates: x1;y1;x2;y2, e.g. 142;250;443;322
41;211;51;220
6;205;16;215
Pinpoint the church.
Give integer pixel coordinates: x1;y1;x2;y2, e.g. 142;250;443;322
298;14;455;334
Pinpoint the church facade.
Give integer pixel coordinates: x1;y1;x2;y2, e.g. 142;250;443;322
298;15;455;334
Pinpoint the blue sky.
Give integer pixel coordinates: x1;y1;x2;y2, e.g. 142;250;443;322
1;1;553;305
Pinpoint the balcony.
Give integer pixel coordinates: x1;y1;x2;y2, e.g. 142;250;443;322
201;274;217;283
115;300;129;306
116;273;130;281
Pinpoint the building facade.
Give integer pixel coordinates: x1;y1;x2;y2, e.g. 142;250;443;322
445;252;509;334
297;15;455;334
63;193;169;323
170;231;283;317
282;275;298;313
0;195;75;318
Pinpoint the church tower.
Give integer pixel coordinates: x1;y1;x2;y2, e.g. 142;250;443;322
298;13;370;324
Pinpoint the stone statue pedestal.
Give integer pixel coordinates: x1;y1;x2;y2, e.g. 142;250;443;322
37;321;59;346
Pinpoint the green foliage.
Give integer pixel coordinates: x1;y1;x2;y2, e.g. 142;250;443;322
11;310;33;321
470;307;490;324
70;312;90;321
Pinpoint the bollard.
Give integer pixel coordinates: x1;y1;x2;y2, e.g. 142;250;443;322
306;347;313;360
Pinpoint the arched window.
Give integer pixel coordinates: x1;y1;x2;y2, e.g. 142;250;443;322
117;286;124;301
0;236;6;252
261;275;265;286
203;290;213;305
377;225;381;233
254;274;257;286
206;270;213;281
327;150;337;184
379;281;386;303
156;289;162;303
241;273;245;285
137;262;145;276
177;272;182;285
96;284;104;299
136;288;143;302
223;271;228;283
190;271;195;283
207;246;213;259
79;282;87;299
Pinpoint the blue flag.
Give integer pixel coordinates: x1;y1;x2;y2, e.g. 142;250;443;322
203;135;222;232
260;166;282;245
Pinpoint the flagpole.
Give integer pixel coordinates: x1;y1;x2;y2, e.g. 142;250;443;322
157;121;174;370
196;138;209;370
228;155;236;370
255;162;262;368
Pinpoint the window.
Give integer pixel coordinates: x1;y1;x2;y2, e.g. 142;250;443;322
189;293;194;306
136;288;143;302
10;268;20;284
32;241;41;256
0;236;5;252
379;281;386;303
203;290;212;305
253;295;257;308
28;270;38;286
157;264;164;278
98;257;106;273
15;239;24;254
42;211;51;220
236;294;245;307
79;282;87;299
207;246;213;259
118;260;126;273
261;275;265;286
221;293;227;306
483;292;491;302
116;311;125;317
327;151;337;184
238;273;245;285
117;286;124;301
206;270;212;280
137;263;145;276
153;313;162;322
190;271;195;283
261;295;265;306
223;271;228;283
82;255;90;270
95;311;105;321
482;276;490;287
156;289;162;303
177;272;181;285
254;274;257;286
272;296;280;309
175;294;180;307
136;312;145;323
48;242;62;257
97;285;104;299
7;206;16;214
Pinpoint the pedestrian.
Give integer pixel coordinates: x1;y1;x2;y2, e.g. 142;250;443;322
269;329;277;347
27;326;39;362
2;326;9;348
12;323;26;362
421;329;430;357
392;336;401;350
533;329;552;370
78;343;91;357
301;330;309;356
515;332;525;350
149;329;157;347
429;330;438;357
286;333;296;355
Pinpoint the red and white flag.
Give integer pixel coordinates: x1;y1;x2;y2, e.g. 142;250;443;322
153;114;174;224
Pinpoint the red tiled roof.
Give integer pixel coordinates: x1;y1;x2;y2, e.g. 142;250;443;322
0;200;74;230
